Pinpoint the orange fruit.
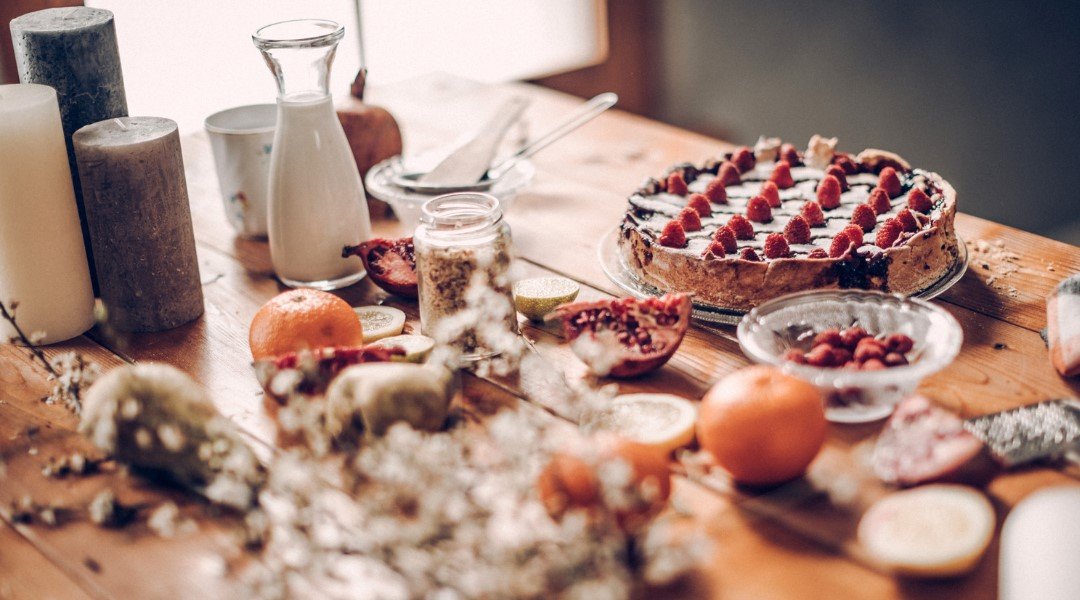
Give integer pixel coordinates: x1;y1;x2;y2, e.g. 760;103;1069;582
536;435;671;531
697;365;826;486
599;435;672;531
536;451;600;518
249;289;364;360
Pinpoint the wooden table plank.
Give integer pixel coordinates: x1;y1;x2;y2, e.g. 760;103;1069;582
0;524;93;600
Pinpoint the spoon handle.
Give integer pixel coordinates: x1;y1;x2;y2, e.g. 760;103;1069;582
487;92;618;179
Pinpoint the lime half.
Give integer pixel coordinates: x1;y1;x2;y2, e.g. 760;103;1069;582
369;334;436;363
513;277;580;321
355;306;406;342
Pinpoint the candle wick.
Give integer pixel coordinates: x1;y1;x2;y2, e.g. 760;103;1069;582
114;118;129;131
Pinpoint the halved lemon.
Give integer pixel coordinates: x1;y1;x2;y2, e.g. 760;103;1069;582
581;393;697;454
369;334;436;363
857;484;995;578
513;277;580;321
354;306;406;342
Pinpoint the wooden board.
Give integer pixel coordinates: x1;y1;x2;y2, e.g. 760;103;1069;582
2;73;1079;599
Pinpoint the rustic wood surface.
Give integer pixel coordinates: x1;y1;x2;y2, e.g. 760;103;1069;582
2;73;1079;599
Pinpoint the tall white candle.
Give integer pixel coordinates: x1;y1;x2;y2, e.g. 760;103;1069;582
0;84;95;344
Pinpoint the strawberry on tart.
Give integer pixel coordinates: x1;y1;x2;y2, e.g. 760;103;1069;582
618;135;960;311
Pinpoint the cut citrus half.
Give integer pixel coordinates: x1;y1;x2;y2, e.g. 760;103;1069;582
858;484;994;578
369;334;436;363
354;306;406;342
581;393;697;454
513;277;580;321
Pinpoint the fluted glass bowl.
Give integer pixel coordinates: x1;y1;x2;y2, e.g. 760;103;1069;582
737;290;963;423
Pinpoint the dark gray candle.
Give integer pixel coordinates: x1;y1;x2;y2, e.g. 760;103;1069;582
73;117;204;333
10;7;129;292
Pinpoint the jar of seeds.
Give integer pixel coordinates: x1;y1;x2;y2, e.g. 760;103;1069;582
414;192;517;361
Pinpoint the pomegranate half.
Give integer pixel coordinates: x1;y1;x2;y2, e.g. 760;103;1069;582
342;237;418;298
554;293;691;378
254;345;404;406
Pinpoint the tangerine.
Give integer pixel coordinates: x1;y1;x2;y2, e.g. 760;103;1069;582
536;434;671;531
697;365;826;486
249;289;364;360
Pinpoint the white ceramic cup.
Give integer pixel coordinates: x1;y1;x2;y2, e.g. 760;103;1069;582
204;104;276;237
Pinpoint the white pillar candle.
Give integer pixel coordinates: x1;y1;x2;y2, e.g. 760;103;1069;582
0;84;95;344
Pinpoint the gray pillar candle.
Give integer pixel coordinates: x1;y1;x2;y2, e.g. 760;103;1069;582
10;7;129;292
73;117;204;333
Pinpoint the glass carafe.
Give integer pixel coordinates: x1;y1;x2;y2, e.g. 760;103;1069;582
253;19;370;290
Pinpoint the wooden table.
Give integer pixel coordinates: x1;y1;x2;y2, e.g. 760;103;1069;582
2;73;1078;599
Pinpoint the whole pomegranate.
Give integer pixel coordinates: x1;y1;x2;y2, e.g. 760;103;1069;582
342;237;417;298
697;365;826;486
554;293;691;378
336;69;403;180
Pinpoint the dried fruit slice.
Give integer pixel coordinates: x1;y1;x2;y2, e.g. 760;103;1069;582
554;293;691;378
369;334;436;363
342;237;418;298
858;485;995;578
354;306;406;342
581;393;697;454
513;276;580;321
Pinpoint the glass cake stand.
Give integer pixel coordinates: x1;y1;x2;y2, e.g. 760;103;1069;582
597;225;970;325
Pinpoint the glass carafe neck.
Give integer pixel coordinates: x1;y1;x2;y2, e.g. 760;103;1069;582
253;19;343;101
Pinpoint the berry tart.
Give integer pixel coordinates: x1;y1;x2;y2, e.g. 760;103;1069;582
618;135;960;311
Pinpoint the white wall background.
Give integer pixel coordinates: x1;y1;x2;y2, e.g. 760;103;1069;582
87;0;604;133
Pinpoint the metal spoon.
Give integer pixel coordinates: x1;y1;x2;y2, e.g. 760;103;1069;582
392;92;618;194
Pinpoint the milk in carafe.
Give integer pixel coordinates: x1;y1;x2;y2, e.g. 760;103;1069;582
254;19;369;290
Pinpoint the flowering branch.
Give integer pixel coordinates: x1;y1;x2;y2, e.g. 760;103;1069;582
0;299;59;378
0;298;99;414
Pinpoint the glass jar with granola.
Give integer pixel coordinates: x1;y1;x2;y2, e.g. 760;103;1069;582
414;192;517;361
